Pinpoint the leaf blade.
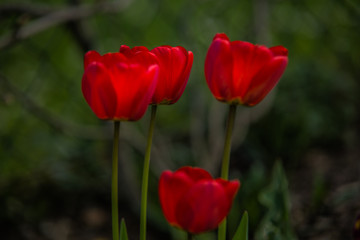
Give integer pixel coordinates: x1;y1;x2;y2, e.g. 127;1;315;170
232;211;248;240
120;218;129;240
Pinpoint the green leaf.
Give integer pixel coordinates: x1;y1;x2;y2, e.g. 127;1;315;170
255;161;297;240
120;218;129;240
232;211;248;240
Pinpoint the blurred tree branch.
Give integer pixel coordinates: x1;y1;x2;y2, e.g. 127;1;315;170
0;73;109;139
0;0;131;50
0;3;55;17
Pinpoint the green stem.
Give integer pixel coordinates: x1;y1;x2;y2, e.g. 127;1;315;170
112;121;120;240
220;104;237;180
218;104;237;240
139;105;157;240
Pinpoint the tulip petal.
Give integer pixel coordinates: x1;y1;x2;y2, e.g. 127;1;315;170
82;62;117;119
131;51;158;67
171;49;193;104
119;45;150;58
84;50;101;70
176;180;229;234
102;52;128;69
150;46;172;103
128;64;158;119
168;47;189;100
159;170;193;226
242;56;288;106
151;46;192;104
205;36;233;102
231;42;273;99
109;62;158;121
213;33;230;41
176;166;213;182
270;46;288;57
119;45;131;56
216;179;240;211
229;41;254;100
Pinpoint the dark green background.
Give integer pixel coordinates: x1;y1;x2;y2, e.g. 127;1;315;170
1;0;359;239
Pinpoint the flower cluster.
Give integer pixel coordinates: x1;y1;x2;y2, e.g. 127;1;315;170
82;45;193;120
81;33;288;238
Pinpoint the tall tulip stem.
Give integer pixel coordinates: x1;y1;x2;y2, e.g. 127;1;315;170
112;121;120;240
218;104;237;240
140;105;157;240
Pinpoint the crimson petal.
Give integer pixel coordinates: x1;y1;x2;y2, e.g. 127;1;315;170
82;62;117;119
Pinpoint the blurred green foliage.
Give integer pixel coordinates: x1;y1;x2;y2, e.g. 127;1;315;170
256;161;296;240
1;0;359;239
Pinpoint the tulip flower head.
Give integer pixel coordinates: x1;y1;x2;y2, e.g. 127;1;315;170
205;33;288;106
120;45;193;105
158;166;240;234
82;48;159;120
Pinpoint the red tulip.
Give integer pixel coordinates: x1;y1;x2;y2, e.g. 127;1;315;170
82;49;159;120
158;166;240;234
205;33;288;106
120;45;193;104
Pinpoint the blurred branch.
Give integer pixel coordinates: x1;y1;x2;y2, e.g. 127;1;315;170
66;0;94;54
0;0;131;49
66;20;93;53
0;3;56;17
0;73;109;139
